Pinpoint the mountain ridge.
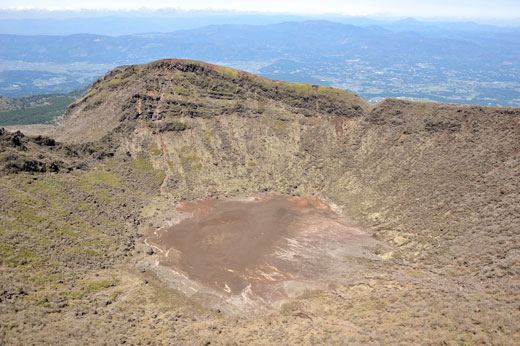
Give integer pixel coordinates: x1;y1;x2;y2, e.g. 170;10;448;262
54;59;368;143
55;59;520;143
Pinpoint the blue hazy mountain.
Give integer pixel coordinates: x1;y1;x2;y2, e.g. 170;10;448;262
1;9;518;36
1;18;519;106
1;21;517;65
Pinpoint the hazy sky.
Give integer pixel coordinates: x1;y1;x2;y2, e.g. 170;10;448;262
3;0;520;20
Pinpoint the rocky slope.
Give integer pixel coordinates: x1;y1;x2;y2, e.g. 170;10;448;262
1;59;519;345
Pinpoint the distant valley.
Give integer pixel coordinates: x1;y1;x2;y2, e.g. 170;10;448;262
0;87;87;126
1;19;519;107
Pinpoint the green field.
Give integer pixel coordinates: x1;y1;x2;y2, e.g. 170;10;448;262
0;87;87;126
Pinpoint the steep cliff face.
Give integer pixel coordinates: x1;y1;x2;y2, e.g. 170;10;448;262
2;60;520;344
55;59;367;143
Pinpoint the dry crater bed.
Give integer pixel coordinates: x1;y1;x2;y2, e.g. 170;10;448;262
140;194;385;313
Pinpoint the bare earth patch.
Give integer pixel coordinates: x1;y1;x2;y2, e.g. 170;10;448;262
143;195;384;311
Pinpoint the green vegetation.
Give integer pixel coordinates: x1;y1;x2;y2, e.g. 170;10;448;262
0;242;39;267
317;85;343;98
174;85;190;96
83;279;117;293
273;118;288;131
86;169;121;189
0;59;518;345
0;88;88;126
57;278;118;301
133;155;166;185
107;76;134;89
0;171;123;279
218;66;239;80
78;169;122;203
107;67;141;89
179;145;203;172
109;78;123;87
281;82;314;97
0;96;72;125
158;121;190;133
133;156;154;173
255;101;267;114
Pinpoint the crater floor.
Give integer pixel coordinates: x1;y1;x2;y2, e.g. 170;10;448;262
144;195;383;310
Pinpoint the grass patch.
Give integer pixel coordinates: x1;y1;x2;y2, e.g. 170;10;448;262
155;171;166;185
110;289;123;301
219;67;239;80
58;226;77;238
317;85;343;98
255;101;267;114
133;156;165;185
133;156;154;173
77;171;117;203
273;119;288;131
77;201;90;211
282;82;313;96
174;85;190;96
107;70;138;89
83;279;117;293
86;169;121;188
58;278;117;301
179;146;203;172
0;242;39;267
109;78;122;87
141;198;169;218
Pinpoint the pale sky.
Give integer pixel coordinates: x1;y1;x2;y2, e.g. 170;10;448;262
2;0;520;20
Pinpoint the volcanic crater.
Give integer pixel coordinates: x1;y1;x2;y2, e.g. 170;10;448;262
2;59;520;344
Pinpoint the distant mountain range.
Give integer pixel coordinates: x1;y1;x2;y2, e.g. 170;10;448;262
2;20;518;65
1;10;518;36
1;18;519;106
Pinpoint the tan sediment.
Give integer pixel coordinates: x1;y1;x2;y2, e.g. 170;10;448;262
144;195;382;309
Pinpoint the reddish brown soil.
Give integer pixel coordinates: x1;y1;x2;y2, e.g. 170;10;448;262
145;195;379;307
